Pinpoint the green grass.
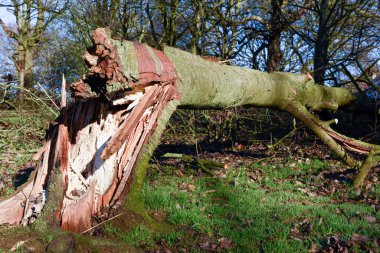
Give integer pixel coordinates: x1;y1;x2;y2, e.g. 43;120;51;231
111;158;380;252
122;224;155;247
0;108;378;252
0;110;53;197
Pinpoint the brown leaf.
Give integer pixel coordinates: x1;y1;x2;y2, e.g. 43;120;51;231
307;192;317;197
174;169;184;177
151;211;167;222
218;237;233;249
351;233;369;244
187;184;196;192
199;241;210;249
290;220;313;239
375;238;380;248
364;215;377;223
308;243;318;253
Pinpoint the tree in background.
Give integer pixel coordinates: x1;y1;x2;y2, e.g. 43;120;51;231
67;0;147;47
291;0;379;86
0;0;67;97
33;25;87;90
265;0;311;72
229;0;311;72
1;0;378;93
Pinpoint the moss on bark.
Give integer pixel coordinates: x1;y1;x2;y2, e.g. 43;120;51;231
123;100;179;232
353;147;380;188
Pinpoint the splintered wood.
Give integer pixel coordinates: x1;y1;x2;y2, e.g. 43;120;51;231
0;28;180;232
60;84;178;232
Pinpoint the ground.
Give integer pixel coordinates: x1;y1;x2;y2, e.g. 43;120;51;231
0;107;379;252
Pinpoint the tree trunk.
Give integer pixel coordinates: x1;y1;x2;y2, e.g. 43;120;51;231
313;0;329;84
190;0;203;55
0;28;378;233
267;32;282;72
267;0;283;72
24;47;34;89
16;45;35;95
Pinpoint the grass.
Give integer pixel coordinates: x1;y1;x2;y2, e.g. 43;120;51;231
105;157;380;252
0;110;52;196
0;109;54;197
0;106;378;252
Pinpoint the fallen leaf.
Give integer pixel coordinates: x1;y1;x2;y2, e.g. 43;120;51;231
297;188;307;194
364;215;377;223
199;241;210;250
187;184;196;192
218;237;233;249
307;192;317;197
308;243;318;253
351;233;369;244
174;169;184;177
290;219;313;239
151;211;167;221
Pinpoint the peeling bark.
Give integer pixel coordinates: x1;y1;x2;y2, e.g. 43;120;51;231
0;28;379;233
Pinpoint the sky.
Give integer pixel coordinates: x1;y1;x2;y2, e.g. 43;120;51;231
0;7;16;75
0;6;15;25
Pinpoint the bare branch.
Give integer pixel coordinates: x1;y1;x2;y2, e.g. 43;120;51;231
0;18;17;40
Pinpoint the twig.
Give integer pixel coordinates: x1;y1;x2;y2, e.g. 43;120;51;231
268;120;299;150
14;86;58;116
61;74;67;109
81;212;124;234
36;82;59;110
218;59;231;64
10;239;30;252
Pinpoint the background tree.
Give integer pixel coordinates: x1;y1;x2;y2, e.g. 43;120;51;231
0;0;67;97
67;0;147;47
266;0;311;72
291;0;379;85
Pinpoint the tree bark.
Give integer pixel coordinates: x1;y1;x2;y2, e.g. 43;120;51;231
0;28;378;233
313;0;329;84
267;0;283;72
17;45;35;91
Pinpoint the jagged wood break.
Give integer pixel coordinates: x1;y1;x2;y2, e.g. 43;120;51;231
0;28;379;233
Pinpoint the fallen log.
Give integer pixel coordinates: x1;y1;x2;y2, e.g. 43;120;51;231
0;28;379;233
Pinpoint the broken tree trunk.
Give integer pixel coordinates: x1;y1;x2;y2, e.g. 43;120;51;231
0;28;379;233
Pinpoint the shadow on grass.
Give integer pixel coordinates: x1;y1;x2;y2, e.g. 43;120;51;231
13;166;35;188
126;158;380;252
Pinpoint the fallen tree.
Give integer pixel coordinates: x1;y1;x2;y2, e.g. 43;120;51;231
0;28;379;234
